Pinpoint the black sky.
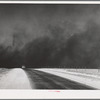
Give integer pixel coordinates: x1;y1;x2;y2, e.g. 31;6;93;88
0;4;100;68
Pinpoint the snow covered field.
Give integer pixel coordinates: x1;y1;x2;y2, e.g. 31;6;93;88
66;68;100;75
0;68;32;89
0;68;9;77
36;68;100;89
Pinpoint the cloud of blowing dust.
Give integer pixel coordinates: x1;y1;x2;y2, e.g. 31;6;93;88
0;4;100;68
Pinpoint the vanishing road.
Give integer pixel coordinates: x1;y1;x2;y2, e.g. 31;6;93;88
0;68;95;89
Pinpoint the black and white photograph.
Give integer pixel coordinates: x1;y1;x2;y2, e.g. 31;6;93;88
0;4;100;90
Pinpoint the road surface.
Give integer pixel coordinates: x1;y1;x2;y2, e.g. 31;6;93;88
25;69;95;89
0;68;95;89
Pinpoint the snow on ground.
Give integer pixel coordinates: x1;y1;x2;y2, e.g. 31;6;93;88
66;68;100;75
36;68;100;89
0;68;9;78
0;68;32;89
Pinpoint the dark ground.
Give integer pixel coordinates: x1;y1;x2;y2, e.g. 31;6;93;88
25;69;95;89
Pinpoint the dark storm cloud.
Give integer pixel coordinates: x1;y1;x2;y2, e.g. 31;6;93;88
0;4;98;49
0;4;100;68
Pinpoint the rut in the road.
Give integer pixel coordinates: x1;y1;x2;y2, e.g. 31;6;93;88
25;69;95;89
0;68;33;89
